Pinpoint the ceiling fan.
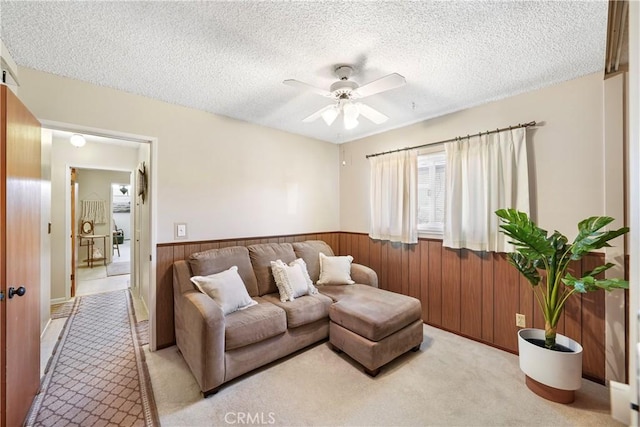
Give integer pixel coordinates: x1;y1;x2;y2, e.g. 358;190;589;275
284;65;406;130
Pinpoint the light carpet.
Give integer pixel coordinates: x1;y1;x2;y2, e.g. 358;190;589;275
27;290;158;427
107;261;131;277
146;324;620;426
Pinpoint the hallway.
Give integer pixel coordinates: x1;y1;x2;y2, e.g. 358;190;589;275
41;240;147;377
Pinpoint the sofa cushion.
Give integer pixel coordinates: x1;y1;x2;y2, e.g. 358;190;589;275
271;258;318;302
248;243;296;295
189;246;259;297
327;285;422;342
292;241;335;283
224;299;287;350
190;266;258;315
260;293;332;328
317;253;355;285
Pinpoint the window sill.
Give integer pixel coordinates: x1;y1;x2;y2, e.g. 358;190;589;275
418;230;444;240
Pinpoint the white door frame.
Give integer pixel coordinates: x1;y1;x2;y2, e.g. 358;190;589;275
42;120;159;351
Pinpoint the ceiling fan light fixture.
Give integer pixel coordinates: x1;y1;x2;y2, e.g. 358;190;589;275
70;134;86;148
321;105;339;126
343;102;360;130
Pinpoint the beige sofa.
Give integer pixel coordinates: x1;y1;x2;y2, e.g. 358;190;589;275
173;240;422;397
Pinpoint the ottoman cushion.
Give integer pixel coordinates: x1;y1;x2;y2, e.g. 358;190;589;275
329;286;422;342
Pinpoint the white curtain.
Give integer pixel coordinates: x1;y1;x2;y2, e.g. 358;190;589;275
369;150;418;244
81;200;107;224
443;127;529;252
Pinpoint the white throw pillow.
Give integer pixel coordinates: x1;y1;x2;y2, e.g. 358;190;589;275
290;258;318;296
190;266;257;315
271;258;318;302
317;253;355;285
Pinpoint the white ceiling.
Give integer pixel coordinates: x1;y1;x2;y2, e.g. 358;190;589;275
0;1;608;144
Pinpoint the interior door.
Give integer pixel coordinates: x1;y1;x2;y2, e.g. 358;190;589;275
70;168;77;297
1;85;42;426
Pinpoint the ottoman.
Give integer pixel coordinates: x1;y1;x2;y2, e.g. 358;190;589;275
327;286;423;376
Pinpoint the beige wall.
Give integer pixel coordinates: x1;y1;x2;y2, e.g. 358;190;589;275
17;67;341;245
340;72;609;240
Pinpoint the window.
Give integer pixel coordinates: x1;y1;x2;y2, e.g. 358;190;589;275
417;151;445;234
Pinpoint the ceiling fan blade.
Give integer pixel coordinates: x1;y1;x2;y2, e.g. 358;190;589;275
356;103;389;124
283;79;333;98
302;104;336;123
352;73;406;98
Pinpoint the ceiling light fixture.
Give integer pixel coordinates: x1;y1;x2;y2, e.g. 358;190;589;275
320;105;339;126
70;134;86;147
342;101;360;130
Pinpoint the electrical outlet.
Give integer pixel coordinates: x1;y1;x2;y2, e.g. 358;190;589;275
515;313;526;328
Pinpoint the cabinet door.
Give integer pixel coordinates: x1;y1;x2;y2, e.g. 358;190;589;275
1;85;42;427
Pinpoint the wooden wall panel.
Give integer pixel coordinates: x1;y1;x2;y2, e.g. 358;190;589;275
493;254;519;352
419;240;430;321
407;243;421;301
379;241;389;290
563;260;583;344
369;239;382;283
441;247;461;332
581;253;606;381
156;246;176;349
427;241;442;326
460;249;482;340
156;231;616;382
386;242;403;294
481;251;494;342
518;275;533;331
358;235;370;267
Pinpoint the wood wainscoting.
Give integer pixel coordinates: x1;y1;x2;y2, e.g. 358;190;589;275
155;231;617;383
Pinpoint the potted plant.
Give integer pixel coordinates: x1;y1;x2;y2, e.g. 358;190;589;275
495;209;629;403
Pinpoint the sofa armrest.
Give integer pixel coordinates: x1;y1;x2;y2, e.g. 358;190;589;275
175;290;226;393
351;263;379;288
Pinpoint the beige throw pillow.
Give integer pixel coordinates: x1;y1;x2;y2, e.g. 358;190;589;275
317;253;355;285
190;266;257;315
271;258;318;302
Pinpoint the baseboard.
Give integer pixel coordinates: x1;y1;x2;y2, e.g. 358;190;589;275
40;318;52;340
610;381;631;424
50;297;68;305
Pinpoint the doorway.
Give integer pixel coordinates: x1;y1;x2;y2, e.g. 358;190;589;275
73;168;134;297
42;127;155;361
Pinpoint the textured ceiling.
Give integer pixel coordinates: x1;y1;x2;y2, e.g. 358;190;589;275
0;1;608;144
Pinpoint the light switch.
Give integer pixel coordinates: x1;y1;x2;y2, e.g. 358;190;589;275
175;223;187;239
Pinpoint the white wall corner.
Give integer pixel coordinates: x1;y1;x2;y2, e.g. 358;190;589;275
627;0;639;425
603;73;626;383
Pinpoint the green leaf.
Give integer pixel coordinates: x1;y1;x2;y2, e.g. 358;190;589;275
571;216;628;259
583;263;615;278
496;209;553;259
593;278;629;291
563;274;629;292
507;253;541;287
562;273;588;293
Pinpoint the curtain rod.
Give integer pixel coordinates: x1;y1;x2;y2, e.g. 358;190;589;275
365;121;537;159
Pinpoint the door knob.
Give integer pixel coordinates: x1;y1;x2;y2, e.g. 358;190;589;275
8;286;26;299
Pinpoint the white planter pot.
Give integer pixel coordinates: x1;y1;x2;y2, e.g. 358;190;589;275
517;328;583;391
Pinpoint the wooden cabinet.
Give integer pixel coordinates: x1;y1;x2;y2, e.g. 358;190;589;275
0;85;42;427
